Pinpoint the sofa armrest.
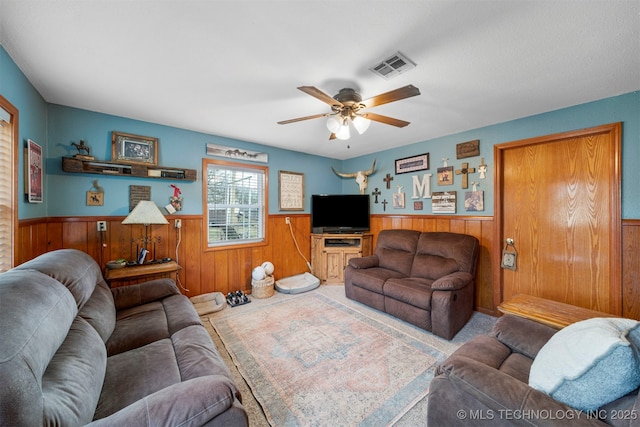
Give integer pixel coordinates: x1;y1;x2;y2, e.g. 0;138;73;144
111;278;181;311
430;355;605;426
87;376;247;427
431;271;473;291
348;255;379;269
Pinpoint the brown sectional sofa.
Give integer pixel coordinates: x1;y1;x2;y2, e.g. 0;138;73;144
344;229;479;340
0;249;247;426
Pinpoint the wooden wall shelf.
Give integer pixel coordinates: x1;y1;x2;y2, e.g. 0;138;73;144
62;157;197;181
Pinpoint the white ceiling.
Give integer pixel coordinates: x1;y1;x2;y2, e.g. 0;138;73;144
1;1;639;160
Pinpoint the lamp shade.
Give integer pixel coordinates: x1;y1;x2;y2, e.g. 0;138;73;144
335;121;351;140
352;116;371;134
122;200;169;225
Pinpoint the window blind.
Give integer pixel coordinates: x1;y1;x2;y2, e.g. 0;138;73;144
0;104;14;271
206;162;266;246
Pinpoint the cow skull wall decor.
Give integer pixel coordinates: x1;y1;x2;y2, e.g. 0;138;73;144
331;159;377;194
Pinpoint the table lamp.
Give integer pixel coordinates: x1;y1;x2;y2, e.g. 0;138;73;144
122;200;169;263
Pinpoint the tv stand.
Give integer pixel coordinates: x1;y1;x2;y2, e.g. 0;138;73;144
311;233;372;285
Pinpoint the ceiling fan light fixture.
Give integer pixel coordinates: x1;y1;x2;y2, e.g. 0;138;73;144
352;115;371;134
335;120;351;140
326;116;341;133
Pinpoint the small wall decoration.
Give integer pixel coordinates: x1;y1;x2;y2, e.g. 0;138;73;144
414;201;423;210
411;174;433;199
437;166;453;186
393;186;405;209
455;162;476;189
456;139;480;159
26;139;43;203
169;184;183;212
279;170;304;211
383;173;394;189
206;143;268;163
71;140;94;160
371;188;381;203
112;131;158;165
86;180;104;206
395;153;429;174
331;159;376;195
465;182;484;212
478;157;488;179
432;191;457;214
129;185;151;211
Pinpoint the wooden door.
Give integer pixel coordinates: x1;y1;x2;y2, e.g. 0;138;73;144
494;123;622;315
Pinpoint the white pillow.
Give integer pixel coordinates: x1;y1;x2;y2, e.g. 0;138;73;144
529;317;640;412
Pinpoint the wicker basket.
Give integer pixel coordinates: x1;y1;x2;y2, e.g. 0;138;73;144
251;275;275;298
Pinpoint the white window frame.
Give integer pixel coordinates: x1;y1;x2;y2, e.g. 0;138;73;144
203;158;268;250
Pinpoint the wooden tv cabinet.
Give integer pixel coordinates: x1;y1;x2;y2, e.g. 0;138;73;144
311;233;372;285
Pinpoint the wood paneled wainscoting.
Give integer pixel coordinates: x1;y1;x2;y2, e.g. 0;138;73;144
16;214;640;318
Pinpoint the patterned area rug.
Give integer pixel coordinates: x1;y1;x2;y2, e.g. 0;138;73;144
210;288;475;426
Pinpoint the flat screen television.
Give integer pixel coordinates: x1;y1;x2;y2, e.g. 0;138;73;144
311;194;370;233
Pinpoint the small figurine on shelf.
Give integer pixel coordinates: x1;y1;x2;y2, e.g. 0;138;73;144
71;140;94;160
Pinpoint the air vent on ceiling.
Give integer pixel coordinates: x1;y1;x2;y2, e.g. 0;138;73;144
369;52;416;80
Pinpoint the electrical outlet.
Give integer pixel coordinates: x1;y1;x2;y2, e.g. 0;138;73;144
97;221;107;232
174;219;182;229
285;217;290;224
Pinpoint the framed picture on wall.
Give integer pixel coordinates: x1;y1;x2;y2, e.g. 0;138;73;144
26;139;43;203
112;131;158;165
279;170;304;210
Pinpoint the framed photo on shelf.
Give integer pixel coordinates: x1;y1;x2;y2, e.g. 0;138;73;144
112;131;158;165
395;153;429;174
279;170;304;211
26;139;43;203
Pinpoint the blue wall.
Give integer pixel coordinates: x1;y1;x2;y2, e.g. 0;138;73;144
0;46;48;219
2;45;639;219
346;91;640;218
46;105;343;216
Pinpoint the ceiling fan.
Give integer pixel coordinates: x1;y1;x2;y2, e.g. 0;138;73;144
278;85;420;140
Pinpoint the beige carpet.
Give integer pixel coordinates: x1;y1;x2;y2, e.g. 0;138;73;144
201;285;496;426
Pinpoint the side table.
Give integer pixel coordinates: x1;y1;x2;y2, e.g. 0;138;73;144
498;293;615;329
104;261;182;288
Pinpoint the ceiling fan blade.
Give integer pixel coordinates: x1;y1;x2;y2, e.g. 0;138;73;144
277;113;328;125
361;84;420;108
298;86;343;107
364;112;410;128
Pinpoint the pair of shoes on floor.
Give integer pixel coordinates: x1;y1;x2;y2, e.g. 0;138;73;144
226;290;250;307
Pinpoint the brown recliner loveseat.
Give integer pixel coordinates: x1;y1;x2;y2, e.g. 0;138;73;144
344;229;479;340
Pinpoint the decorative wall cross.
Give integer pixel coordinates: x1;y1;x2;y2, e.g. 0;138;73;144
478;157;488;179
455;162;476;189
381;199;388;211
383;173;394;189
371;187;381;203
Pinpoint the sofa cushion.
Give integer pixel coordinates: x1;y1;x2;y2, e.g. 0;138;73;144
13;249;103;310
414;232;479;274
491;314;557;360
384;277;433;310
374;229;420;276
347;267;406;294
0;271;78;426
410;254;459;280
95;339;182;420
106;301;170;356
43;317;106;426
79;281;116;343
529;317;640;411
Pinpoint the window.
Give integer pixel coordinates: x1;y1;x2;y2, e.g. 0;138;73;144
203;158;267;248
0;95;17;272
